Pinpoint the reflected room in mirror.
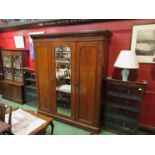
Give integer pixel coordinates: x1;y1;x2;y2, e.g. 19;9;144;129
55;46;71;117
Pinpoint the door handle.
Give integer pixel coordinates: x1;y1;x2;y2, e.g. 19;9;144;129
75;81;79;86
51;78;55;82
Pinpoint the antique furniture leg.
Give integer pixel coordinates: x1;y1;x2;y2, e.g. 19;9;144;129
50;122;54;135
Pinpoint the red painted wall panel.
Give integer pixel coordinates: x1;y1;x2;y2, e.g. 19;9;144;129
0;19;155;129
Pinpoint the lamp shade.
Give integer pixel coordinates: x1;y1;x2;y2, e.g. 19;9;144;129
114;50;139;69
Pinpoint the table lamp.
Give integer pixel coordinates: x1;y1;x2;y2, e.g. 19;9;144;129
114;50;139;81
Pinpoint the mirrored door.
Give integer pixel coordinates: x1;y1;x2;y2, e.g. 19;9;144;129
54;46;72;117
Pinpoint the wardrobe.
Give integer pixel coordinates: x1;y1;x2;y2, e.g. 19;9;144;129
32;30;112;133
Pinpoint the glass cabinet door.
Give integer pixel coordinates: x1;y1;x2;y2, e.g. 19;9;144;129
13;55;22;69
3;56;12;68
13;55;23;82
4;68;13;80
3;55;12;80
14;69;23;82
54;46;71;117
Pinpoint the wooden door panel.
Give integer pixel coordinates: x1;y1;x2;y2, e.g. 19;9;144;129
35;44;51;113
76;42;99;125
3;83;12;98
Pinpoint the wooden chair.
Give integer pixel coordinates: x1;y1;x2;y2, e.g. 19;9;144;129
0;103;13;135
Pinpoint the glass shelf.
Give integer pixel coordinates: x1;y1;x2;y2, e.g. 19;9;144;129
106;120;137;135
25;85;36;90
25;78;36;82
107;112;137;123
26;92;37;97
108;91;141;101
108;101;139;112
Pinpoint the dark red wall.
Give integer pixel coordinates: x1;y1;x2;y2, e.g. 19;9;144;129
0;19;155;129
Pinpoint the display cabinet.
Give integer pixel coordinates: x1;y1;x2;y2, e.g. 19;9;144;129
23;67;37;107
32;30;112;133
1;50;29;103
104;77;147;135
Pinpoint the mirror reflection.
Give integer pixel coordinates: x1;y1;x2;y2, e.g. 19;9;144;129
55;46;71;117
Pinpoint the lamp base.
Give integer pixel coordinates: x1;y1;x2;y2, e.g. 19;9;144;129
122;69;129;81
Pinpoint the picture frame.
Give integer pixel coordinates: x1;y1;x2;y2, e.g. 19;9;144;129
131;24;155;63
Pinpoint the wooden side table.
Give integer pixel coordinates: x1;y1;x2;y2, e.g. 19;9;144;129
10;108;54;135
24;109;54;135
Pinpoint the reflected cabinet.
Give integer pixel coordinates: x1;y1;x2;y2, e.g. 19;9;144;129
1;50;29;103
33;31;112;133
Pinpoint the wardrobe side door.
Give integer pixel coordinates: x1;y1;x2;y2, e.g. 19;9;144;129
49;42;76;119
34;41;51;113
75;41;102;125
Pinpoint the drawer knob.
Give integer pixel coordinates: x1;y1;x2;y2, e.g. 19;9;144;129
138;88;143;91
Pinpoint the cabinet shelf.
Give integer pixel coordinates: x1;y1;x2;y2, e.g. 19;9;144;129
108;91;141;101
107;112;137;123
25;85;36;90
26;92;37;97
108;102;139;112
25;78;36;82
106;121;136;135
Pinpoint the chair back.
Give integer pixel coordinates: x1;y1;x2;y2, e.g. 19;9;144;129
0;103;12;125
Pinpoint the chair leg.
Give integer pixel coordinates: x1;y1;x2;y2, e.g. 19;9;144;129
50;122;54;135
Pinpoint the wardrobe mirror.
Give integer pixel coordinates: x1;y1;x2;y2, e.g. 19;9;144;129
55;46;71;117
